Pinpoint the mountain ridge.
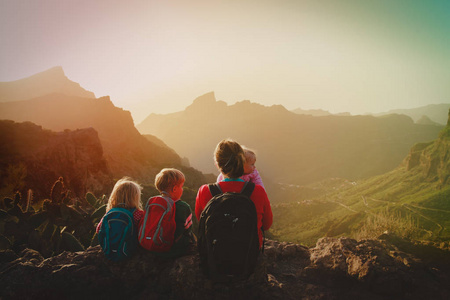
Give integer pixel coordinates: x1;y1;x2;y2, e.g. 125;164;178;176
0;71;210;189
0;66;95;102
137;93;443;189
374;103;450;125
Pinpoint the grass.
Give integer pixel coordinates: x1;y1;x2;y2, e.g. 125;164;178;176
354;209;420;240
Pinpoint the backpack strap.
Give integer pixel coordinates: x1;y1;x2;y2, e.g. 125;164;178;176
208;183;223;197
240;182;264;253
240;181;255;198
160;195;175;209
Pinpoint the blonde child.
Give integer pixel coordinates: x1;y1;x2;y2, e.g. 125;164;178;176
96;177;144;233
217;146;265;189
152;168;195;258
96;177;144;261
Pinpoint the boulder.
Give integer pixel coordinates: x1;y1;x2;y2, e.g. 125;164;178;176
1;236;449;299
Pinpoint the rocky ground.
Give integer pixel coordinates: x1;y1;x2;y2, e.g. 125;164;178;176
1;234;449;300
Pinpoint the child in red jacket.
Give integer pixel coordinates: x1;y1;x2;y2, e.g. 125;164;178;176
151;168;195;258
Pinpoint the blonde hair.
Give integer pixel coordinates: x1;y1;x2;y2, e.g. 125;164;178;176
214;139;245;178
107;177;143;211
155;168;185;193
242;146;256;162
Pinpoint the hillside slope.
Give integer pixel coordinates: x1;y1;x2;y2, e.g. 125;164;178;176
271;110;450;245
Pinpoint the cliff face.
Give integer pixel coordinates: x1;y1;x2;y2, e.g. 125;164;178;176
0;68;208;187
1;234;449;300
405;109;450;186
0;120;112;198
0;93;188;183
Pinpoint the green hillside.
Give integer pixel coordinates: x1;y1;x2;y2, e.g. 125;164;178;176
271;110;450;247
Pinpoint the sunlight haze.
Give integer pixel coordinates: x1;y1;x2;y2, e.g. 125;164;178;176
1;0;449;123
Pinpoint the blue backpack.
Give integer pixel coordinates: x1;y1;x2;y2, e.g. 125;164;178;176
98;208;138;261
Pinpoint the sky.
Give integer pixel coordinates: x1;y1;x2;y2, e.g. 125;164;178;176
1;0;450;123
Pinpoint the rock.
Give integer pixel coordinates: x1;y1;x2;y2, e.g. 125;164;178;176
1;236;449;300
0;120;112;198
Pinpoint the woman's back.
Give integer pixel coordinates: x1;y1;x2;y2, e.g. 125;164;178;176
195;180;272;247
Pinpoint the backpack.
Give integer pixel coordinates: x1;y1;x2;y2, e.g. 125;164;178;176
197;182;260;282
98;208;137;261
138;195;177;252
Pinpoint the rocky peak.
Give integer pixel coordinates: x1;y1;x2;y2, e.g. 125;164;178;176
34;66;66;78
185;92;227;111
0;66;95;102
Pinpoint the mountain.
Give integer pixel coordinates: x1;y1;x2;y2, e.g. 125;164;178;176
271;109;450;246
0;120;112;199
0;93;181;180
137;92;443;189
0;66;95;102
292;107;351;117
2;234;449;300
416;115;442;126
374;103;450;125
292;107;332;116
0;70;211;189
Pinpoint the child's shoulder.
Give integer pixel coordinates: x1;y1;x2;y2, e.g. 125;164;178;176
175;200;191;208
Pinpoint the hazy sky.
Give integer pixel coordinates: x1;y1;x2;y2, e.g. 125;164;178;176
1;0;449;123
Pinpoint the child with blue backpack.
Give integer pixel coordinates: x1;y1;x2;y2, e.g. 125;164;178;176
97;177;144;261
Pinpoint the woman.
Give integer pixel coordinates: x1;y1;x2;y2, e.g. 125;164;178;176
195;138;272;249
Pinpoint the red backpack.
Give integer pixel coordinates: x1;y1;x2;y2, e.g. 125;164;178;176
138;195;176;252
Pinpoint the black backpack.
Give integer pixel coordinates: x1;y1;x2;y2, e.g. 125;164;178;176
197;182;260;282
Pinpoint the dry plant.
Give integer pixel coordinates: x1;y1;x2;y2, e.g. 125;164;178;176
355;209;417;240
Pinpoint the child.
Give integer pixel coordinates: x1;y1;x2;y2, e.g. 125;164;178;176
152;168;195;258
217;146;265;189
96;177;144;234
96;177;144;261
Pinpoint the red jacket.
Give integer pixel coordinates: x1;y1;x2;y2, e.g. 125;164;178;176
195;181;273;247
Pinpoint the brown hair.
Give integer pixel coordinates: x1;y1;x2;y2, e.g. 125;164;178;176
155;168;185;193
214;139;245;178
107;177;143;211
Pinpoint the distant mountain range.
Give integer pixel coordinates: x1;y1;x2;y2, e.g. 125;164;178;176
0;68;211;192
293;103;450;125
291;108;351;117
373;103;450;125
0;66;95;102
271;109;450;245
137;92;443;189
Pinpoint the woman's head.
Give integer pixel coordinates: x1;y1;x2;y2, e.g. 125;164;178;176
107;177;143;211
214;139;245;178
